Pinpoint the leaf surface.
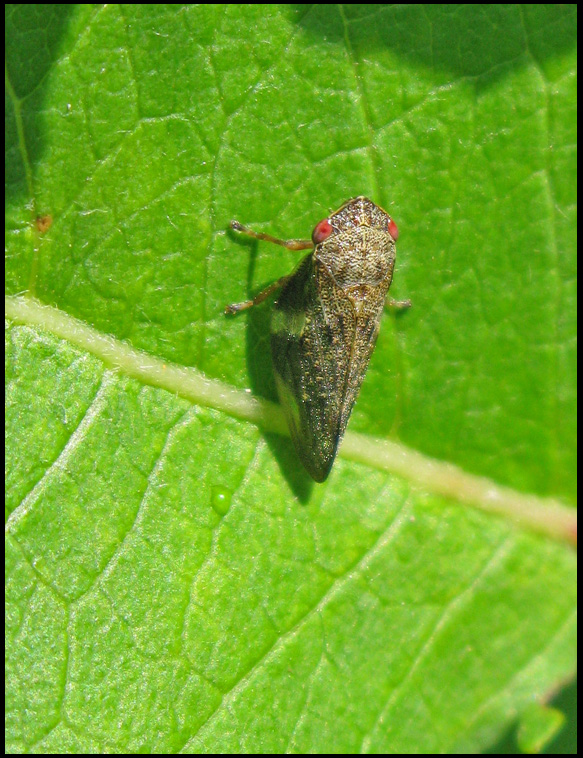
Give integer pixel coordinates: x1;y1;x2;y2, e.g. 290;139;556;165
5;4;576;754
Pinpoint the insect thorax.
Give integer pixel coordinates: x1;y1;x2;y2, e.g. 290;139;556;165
315;227;396;290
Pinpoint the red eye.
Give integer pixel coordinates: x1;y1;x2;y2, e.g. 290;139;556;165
388;217;399;240
312;218;332;244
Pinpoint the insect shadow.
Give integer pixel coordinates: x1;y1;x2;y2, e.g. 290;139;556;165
228;228;314;502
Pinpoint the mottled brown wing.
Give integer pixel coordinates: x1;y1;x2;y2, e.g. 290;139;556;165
270;255;361;481
338;289;388;433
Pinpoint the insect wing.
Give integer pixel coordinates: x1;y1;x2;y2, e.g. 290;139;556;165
271;255;358;481
337;288;387;433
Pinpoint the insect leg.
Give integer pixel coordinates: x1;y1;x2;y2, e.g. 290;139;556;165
225;274;292;314
385;297;412;310
230;220;313;251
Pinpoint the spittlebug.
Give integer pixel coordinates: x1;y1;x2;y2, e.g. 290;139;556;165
226;196;408;482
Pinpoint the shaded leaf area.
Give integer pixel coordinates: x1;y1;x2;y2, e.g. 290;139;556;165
5;4;577;755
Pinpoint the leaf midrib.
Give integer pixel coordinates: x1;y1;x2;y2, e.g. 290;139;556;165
5;294;577;545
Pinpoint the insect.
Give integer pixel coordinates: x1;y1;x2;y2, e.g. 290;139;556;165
226;196;408;482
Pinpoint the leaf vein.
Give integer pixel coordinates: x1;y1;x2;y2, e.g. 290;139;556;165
5;295;577;546
360;535;515;752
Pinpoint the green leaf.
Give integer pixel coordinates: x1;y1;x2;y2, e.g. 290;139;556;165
517;703;566;754
5;4;576;754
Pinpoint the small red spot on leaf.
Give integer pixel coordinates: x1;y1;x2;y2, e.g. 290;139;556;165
35;214;53;233
312;218;332;244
